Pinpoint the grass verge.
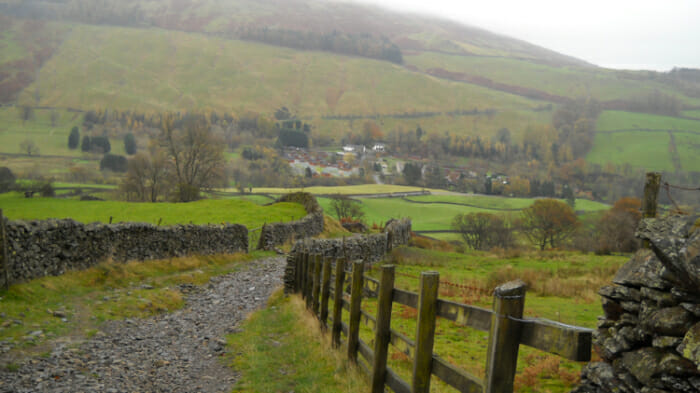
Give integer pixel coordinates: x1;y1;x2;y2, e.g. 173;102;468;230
226;290;369;393
0;251;271;359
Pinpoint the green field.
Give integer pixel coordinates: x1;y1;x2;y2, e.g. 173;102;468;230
0;193;306;227
683;110;700;118
253;184;441;195
588;111;700;171
596;110;700;131
317;194;608;232
0;107;129;161
405;53;695;104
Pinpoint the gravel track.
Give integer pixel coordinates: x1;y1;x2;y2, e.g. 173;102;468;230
0;256;285;393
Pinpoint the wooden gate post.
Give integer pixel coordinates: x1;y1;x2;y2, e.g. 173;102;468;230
331;258;346;348
642;172;662;249
1;209;8;290
371;265;395;393
320;258;332;328
484;280;526;393
347;260;364;363
312;254;323;315
412;271;439;393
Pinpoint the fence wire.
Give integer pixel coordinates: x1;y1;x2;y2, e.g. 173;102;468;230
663;181;700;214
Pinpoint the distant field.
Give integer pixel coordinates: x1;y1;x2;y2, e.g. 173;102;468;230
405;53;695;104
405;194;609;212
25;24;538;118
588;111;700;171
0;193;306;228
683;110;700;118
0;107;126;157
317;194;606;232
596;110;700;132
252;184;440;195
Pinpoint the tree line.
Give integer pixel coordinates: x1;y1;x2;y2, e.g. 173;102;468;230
236;26;403;64
452;197;642;254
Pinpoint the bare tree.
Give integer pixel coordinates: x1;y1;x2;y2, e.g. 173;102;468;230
162;114;225;202
452;212;514;250
19;139;40;156
120;148;170;202
330;194;365;223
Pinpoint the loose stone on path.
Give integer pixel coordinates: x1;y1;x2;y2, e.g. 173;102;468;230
0;256;285;393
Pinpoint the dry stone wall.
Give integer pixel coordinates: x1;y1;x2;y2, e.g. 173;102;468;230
283;218;412;292
256;192;324;250
573;215;700;393
2;218;248;286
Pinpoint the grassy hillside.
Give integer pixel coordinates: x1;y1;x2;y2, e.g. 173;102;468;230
405;52;698;105
24;24;538;117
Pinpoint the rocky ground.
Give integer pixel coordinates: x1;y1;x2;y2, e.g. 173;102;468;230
0;256;285;393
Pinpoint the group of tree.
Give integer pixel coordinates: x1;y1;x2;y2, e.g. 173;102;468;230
121;114;226;202
452;212;514;250
452;197;643;253
81;135;111;154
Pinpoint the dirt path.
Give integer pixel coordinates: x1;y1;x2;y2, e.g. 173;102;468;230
0;256;285;393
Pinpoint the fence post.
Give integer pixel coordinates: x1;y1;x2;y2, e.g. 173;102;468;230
371;265;395;393
320;258;332;328
294;252;302;293
305;253;314;308
484;280;526;393
301;253;309;297
312;254;323;315
642;172;662;249
332;257;346;348
347;260;364;363
412;271;439;393
1;209;9;290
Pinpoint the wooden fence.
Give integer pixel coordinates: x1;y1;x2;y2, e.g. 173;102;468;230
291;252;593;393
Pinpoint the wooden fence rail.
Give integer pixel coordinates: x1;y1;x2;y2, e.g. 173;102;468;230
291;252;592;393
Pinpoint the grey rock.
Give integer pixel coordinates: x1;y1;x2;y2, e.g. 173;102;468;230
613;249;674;290
641;307;695;337
652;336;683;349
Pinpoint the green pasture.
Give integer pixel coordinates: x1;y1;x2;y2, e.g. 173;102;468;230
596;110;700;132
683;110;700;118
405;53;695;105
252;184;441;195
588;111;700;171
587;131;674;171
23;24;537;118
0;107;126;157
0;193;306;228
318;194;608;232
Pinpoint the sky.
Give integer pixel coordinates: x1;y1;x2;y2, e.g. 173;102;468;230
350;0;700;71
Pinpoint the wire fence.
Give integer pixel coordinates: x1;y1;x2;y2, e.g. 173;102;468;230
663;181;700;214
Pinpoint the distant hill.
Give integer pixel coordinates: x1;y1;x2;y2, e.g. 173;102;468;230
0;0;699;177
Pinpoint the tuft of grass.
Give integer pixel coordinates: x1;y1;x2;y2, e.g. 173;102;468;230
226;290;369;393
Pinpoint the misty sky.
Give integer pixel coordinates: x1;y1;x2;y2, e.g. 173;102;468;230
351;0;699;71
